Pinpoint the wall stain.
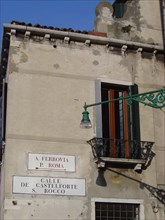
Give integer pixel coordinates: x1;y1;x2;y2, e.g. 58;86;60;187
20;51;28;63
12;200;17;205
8;46;19;73
8;47;29;73
93;60;99;66
111;175;122;184
93;50;101;56
119;53;139;82
54;64;60;69
9;56;19;73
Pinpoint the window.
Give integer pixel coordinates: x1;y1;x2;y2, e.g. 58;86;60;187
113;1;125;18
101;83;140;159
91;198;144;220
95;202;140;220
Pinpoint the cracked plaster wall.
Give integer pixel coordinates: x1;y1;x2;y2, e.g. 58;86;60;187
1;33;164;219
94;0;163;45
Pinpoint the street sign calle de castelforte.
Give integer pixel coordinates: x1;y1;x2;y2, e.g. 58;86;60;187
28;153;76;172
13;176;86;196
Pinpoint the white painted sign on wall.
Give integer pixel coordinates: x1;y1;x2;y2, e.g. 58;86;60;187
13;176;86;196
28;153;76;172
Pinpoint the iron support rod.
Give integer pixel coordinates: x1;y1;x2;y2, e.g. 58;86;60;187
84;89;165;110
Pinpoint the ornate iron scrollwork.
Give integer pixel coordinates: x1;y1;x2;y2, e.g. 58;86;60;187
87;137;155;169
127;89;165;109
140;182;165;205
88;137;165;204
140;141;156;169
84;89;165;111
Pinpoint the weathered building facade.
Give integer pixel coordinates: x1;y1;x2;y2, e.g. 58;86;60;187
0;0;165;219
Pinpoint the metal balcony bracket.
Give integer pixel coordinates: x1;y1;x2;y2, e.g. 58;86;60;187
140;141;156;169
87;138;155;171
88;137;165;204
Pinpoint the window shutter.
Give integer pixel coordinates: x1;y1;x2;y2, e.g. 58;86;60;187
114;3;125;18
130;84;141;143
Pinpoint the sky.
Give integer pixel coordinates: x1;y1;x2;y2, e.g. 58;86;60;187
0;0;114;47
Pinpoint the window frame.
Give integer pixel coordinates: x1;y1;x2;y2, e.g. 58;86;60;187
95;80;141;160
95;80;134;139
91;198;145;220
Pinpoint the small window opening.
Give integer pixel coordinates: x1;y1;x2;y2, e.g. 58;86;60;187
95;202;140;220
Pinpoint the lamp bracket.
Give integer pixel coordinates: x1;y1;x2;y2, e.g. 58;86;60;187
140;182;165;205
84;89;165;110
108;168;165;205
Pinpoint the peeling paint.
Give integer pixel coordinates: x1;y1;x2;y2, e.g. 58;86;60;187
20;51;29;63
121;25;132;34
8;56;19;73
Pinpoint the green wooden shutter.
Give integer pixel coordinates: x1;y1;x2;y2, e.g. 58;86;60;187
129;84;141;158
114;3;125;18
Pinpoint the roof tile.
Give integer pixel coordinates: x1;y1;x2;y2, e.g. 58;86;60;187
11;20;106;37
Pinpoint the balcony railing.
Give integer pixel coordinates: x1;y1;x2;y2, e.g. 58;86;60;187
87;138;155;169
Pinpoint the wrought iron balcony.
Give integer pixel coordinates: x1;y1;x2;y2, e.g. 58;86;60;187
87;138;155;170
